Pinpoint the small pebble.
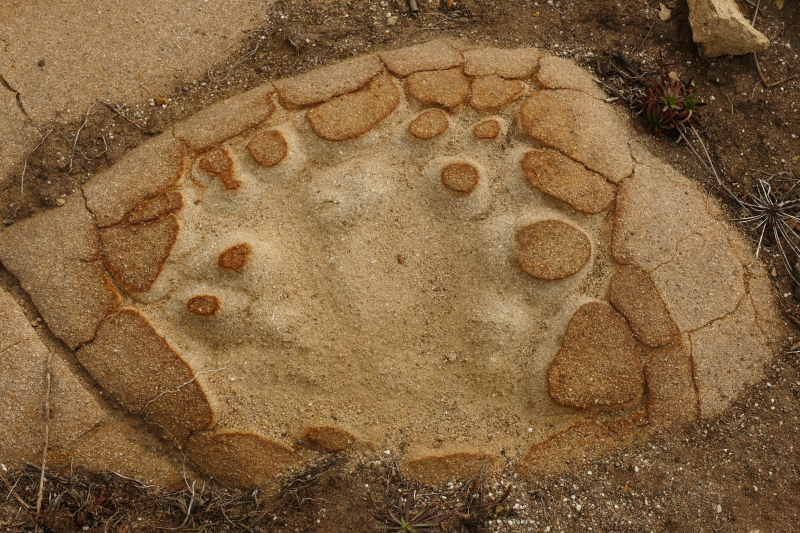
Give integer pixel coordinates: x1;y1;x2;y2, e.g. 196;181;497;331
56;198;66;207
716;504;722;513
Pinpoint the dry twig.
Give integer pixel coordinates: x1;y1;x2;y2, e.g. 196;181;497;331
69;103;97;173
20;127;54;194
35;349;54;532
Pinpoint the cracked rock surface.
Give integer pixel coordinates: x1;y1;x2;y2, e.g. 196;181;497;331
0;41;786;490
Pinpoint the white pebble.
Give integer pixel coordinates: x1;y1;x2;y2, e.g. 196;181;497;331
716;504;722;513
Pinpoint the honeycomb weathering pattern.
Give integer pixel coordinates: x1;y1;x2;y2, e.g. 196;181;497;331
0;40;785;489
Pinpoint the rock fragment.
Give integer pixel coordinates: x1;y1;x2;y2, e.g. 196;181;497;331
100;215;179;293
77;308;217;440
463;47;542;78
514;220;591;280
125;191;183;225
687;0;769;58
247;129;289;168
547;302;642;408
609;265;679;347
306;74;401;141
408;109;450;140
519;90;633;183
306;426;357;452
274;55;384;108
83;135;185;228
521;149;615;214
405;68;470;109
473;119;501;139
380;39;464;76
470;75;526;111
535;55;606;100
200;147;239;190
187;431;300;490
517;421;615;476
173;84;276;151
441;162;479;194
187;295;221;317
218;243;253;272
401;452;497;485
0;194;121;349
644;339;699;426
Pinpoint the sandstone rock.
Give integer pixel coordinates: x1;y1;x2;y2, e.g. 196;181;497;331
408;109;450;140
0;42;781;483
306;74;400;141
548;302;642;408
405;68;470;109
380;39;464;76
83;135;185;228
274;55;384;108
470;75;526;111
644;339;699;426
517;421;615;476
247;129;289;168
76;308;217;440
187;431;300;490
514;220;591;280
473;119;501;139
0;194;121;349
463;47;542;79
535;54;606;100
609;265;679;347
173;83;276;151
305;426;357;452
519;90;633;183
687;0;769;58
521;149;615;214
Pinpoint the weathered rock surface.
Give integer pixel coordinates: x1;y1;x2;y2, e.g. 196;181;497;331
0;42;784;487
521;149;615;214
548;302;643;408
520;90;633;183
515;220;591;280
687;0;770;58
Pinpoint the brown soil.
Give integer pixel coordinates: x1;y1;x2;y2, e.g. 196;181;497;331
1;0;799;531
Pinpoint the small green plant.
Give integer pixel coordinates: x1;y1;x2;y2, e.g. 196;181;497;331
636;76;703;134
370;493;453;533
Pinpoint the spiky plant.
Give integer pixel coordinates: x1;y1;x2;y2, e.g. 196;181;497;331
635;76;703;133
734;178;800;282
370;494;453;533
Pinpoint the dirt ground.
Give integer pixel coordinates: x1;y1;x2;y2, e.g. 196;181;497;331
1;0;800;531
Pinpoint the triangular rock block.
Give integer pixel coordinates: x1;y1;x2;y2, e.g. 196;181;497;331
687;0;770;58
0;41;785;486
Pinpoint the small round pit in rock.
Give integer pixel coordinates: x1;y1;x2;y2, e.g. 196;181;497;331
218;243;252;272
247;130;289;168
408;109;449;140
515;220;591;280
441;162;479;194
187;295;220;317
473;119;501;139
